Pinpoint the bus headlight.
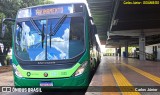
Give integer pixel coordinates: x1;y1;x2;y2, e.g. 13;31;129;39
74;61;88;76
13;64;23;78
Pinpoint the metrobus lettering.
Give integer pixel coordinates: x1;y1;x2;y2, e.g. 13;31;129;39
38;61;56;64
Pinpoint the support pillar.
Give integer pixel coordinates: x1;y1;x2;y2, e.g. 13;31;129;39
125;42;128;58
115;48;118;56
119;46;121;57
139;31;146;60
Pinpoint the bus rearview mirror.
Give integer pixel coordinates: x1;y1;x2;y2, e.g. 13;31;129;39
1;24;6;38
1;18;15;38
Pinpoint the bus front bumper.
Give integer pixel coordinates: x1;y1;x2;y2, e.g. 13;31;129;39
14;71;90;89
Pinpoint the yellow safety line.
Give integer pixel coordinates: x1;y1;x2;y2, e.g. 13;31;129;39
122;63;160;84
110;64;141;95
102;68;120;95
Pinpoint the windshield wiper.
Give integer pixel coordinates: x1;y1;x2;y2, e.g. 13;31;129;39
49;14;67;48
30;18;41;34
50;21;52;48
30;18;45;48
42;24;45;48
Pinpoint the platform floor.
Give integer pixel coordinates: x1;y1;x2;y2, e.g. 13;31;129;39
86;56;160;95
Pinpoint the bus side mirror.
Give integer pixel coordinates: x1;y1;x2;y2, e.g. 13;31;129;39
92;25;97;34
1;24;6;38
89;17;93;21
1;18;15;38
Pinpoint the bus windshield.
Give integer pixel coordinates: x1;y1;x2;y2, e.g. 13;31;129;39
15;16;84;61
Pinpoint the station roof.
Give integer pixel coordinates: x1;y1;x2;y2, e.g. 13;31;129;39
87;0;160;46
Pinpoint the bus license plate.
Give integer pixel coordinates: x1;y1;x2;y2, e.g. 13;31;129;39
40;81;53;87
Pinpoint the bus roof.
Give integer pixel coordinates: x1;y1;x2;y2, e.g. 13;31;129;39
20;3;86;10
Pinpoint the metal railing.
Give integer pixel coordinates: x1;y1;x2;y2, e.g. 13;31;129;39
128;53;134;58
135;51;156;61
103;51;157;61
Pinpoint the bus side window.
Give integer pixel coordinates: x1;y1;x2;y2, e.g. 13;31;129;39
89;21;93;49
92;25;96;46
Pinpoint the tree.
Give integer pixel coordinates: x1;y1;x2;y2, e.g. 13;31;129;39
0;0;54;66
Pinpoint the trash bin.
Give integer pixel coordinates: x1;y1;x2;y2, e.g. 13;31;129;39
123;52;126;58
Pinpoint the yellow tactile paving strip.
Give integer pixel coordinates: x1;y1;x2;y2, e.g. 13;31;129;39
110;64;141;95
122;63;160;84
102;67;120;95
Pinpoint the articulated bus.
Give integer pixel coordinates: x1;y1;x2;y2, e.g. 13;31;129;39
2;3;101;90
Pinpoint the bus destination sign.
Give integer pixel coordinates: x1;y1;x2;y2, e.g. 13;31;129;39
35;7;63;16
17;4;73;18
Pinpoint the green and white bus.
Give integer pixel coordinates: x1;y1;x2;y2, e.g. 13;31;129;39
2;3;101;90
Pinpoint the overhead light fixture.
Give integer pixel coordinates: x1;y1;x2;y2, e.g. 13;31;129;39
112;19;119;26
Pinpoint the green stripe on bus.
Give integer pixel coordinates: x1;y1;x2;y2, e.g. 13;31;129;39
17;63;81;78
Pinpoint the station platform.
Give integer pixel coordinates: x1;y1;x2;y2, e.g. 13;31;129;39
86;56;160;95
